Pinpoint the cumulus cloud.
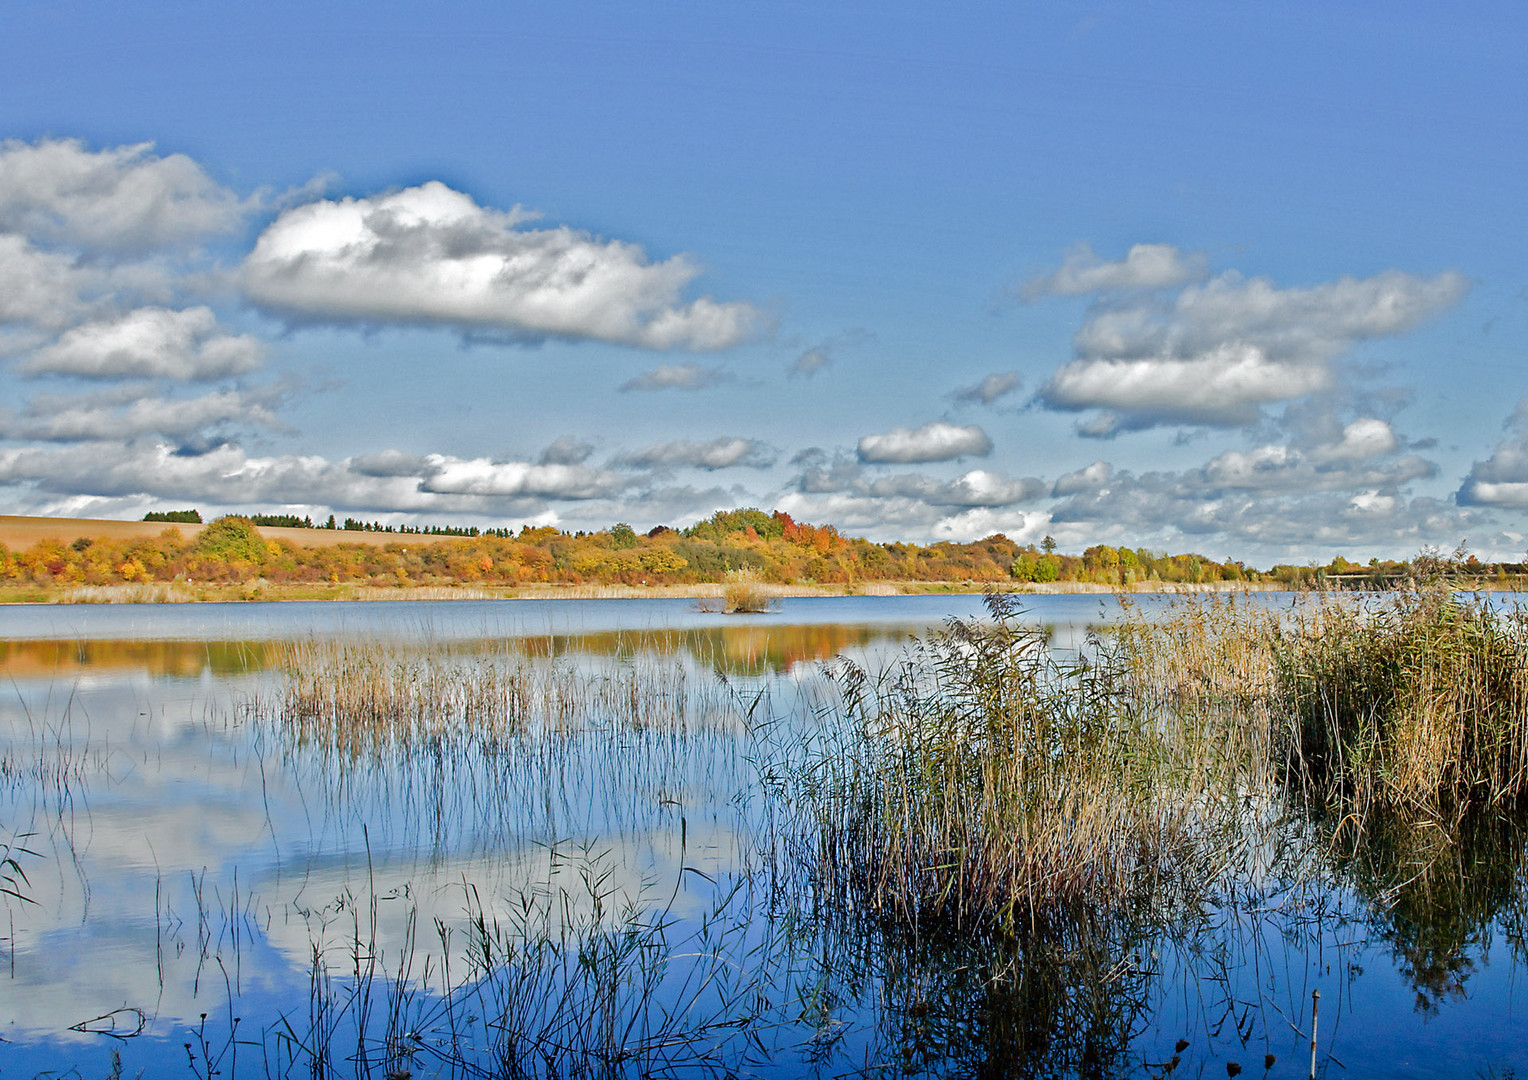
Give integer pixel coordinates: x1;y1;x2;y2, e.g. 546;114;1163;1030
774;489;1048;544
24;306;263;380
418;456;623;499
1308;417;1399;463
0;138;247;252
1037;414;1462;556
951;371;1021;406
1019;243;1208;301
0;441;431;509
1048;468;1471;554
0;438;649;518
1051;460;1113;496
1188;443;1434;495
348;449;430;478
242;182;759;349
0;236;96;331
857;420;993;464
0;235;176;336
1457;400;1528;508
0;384;282;445
619;437;776;471
797;456;1043;509
1039;268;1468;433
619;362;732;392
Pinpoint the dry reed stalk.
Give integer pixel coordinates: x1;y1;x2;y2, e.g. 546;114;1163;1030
781;593;1269;931
269;638;746;755
56;582;197;604
720;568;773;613
1273;589;1528;830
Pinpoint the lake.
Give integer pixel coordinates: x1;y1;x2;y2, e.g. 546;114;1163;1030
2;593;1526;1077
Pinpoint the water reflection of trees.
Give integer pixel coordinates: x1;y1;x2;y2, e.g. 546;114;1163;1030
1336;808;1528;1015
516;623;918;675
0;638;278;678
0;623;919;683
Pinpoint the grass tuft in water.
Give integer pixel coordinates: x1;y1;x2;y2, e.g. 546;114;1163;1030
1273;589;1528;826
769;593;1263;932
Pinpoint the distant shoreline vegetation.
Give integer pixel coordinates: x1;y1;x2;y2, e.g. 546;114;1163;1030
0;507;1523;597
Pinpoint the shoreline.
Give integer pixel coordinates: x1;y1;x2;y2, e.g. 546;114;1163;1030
0;578;1358;606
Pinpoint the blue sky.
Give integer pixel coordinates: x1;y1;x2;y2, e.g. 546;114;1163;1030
1;1;1525;561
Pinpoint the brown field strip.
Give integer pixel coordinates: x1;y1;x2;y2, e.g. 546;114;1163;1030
0;515;458;550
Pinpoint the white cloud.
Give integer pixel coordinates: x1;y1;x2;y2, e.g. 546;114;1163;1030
1048;342;1332;433
1189;443;1434;495
798;458;1043;508
1048;472;1471;556
1458;400;1528;508
775;490;1046;544
1309;418;1399;463
1040;421;1462;557
951;371;1021;406
0;385;282;444
1051;460;1113;496
417;455;622;499
1459;478;1528;509
243;182;759;349
619;362;732;391
0;138;247;251
1019;243;1208;301
0;236;95;331
24;306;263;380
0;235;177;338
1039;268;1468;432
619;438;776;471
0;441;629;513
857;420;993;464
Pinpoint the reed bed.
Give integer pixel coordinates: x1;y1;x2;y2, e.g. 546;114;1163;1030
274;638;746;750
1272;589;1528;828
765;593;1266;932
268;591;1528;936
766;589;1528;934
220;589;1528;1073
56;581;198;603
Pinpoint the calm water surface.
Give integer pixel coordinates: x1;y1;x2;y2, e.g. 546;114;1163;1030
0;594;1524;1077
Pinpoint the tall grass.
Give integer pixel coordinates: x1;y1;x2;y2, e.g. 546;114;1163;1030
766;589;1528;933
275;638;744;747
207;590;1528;1073
1273;589;1528;826
768;594;1263;931
721;568;773;613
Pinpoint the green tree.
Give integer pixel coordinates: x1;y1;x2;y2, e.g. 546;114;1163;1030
610;522;638;548
194;516;268;564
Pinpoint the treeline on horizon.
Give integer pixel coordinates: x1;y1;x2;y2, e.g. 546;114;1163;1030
2;507;1523;591
143;508;490;536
